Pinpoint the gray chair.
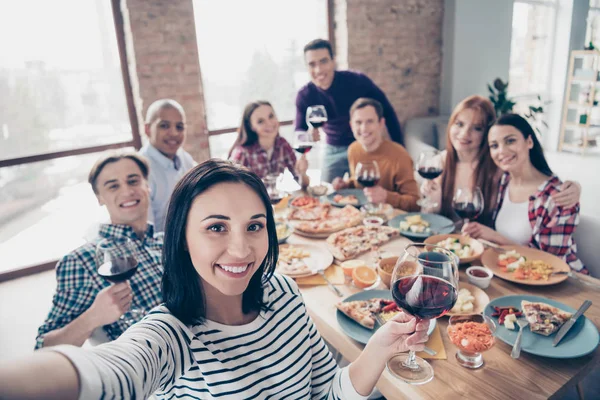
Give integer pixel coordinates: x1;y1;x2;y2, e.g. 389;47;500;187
404;115;450;161
574;214;600;277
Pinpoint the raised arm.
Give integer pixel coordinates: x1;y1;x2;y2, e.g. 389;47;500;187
3;312;195;399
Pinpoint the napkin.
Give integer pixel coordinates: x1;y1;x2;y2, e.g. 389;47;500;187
295;265;345;285
416;324;447;360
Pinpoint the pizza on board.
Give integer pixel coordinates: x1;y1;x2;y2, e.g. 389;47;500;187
289;204;363;234
326;225;400;261
521;300;573;336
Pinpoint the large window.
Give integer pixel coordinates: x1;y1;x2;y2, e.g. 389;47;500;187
0;0;137;277
587;0;600;48
508;0;558;98
193;0;329;156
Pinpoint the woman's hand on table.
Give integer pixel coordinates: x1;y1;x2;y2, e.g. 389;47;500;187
462;221;513;245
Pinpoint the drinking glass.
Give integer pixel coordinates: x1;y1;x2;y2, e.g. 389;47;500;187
448;314;496;369
452;187;484;226
306;105;328;133
355;161;381;212
262;174;285;205
293;131;315;156
387;243;459;385
96;237;143;324
415;150;443;208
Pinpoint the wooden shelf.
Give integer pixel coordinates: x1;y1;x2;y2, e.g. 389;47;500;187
560;50;600;154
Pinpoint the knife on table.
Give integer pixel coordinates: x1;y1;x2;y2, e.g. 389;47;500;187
552;300;592;347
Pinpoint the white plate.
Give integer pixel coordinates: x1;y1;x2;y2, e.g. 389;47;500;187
276;243;334;278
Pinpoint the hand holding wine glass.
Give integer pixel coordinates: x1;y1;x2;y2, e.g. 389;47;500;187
96;237;144;325
306;105;328;141
416;151;443;208
452;187;484;228
387;243;458;385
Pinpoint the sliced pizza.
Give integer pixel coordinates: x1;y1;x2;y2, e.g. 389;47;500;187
336;298;386;329
333;194;359;205
276;245;312;276
326;225;400;261
288;204;331;221
521;300;573;336
292;205;362;234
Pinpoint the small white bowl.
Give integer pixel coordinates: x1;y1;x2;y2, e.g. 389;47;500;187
466;266;494;289
363;216;384;227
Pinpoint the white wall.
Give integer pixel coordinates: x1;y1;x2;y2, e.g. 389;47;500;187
440;0;514;114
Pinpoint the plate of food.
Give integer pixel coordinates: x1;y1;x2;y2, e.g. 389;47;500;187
289;204;363;239
326;225;401;262
276;222;293;244
445;282;490;317
326;189;367;208
275;243;333;278
480;245;570;286
336;289;436;345
388;213;454;239
289;195;321;209
484;295;599;358
424;234;485;264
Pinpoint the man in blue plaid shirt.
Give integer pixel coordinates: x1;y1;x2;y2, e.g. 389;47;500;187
35;152;164;349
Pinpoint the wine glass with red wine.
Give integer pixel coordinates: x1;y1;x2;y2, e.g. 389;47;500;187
387;243;459;385
96;237;143;324
355;161;381;211
415;150;443;208
293;131;314;156
306;105;328;133
452;187;484;226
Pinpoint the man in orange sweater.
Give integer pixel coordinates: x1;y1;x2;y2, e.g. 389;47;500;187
332;98;420;211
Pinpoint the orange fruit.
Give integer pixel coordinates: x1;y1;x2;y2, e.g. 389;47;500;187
352;266;378;289
341;260;366;277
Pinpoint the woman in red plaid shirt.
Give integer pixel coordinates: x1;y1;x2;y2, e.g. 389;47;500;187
463;114;587;273
229;101;310;187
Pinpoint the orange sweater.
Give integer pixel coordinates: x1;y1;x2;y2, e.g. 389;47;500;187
348;140;420;211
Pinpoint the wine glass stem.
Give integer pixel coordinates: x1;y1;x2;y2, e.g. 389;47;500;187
402;350;420;370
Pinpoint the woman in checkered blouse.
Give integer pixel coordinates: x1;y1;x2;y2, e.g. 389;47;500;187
462;114;586;273
228;101;310;187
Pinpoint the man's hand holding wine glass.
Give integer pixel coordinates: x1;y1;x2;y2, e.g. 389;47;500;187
86;282;133;327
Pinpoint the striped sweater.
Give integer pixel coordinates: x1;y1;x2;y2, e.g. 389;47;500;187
52;274;368;399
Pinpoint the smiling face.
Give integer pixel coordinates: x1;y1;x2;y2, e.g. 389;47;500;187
249;105;279;141
95;158;150;228
488;125;534;173
449;108;485;154
350;105;385;152
145;106;186;160
185;182;269;298
305;48;335;90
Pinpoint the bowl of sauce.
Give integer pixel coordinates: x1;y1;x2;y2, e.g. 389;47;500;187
466;266;493;289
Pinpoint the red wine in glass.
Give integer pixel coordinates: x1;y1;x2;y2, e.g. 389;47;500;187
392;275;458;319
356;177;380;187
308;117;327;129
417;167;443;180
98;257;138;282
453;202;482;220
293;145;313;154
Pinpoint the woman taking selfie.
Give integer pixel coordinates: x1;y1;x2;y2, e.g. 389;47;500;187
463;114;587;273
0;160;429;399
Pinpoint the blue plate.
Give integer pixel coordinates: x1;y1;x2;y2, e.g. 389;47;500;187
326;189;367;208
484;295;599;359
388;213;454;239
336;289;436;345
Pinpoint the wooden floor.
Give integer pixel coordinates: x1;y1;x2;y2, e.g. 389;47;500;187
0;269;599;399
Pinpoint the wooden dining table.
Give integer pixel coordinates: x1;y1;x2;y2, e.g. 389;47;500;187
286;231;600;400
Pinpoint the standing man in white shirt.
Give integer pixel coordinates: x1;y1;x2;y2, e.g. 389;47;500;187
139;99;196;232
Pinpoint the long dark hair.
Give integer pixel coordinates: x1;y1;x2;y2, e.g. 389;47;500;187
441;95;498;224
227;100;273;158
161;159;278;325
491;113;553;176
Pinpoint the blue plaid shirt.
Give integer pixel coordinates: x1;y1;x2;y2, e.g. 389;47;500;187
35;223;164;349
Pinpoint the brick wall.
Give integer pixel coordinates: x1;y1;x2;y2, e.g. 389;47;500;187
121;0;210;162
334;0;444;123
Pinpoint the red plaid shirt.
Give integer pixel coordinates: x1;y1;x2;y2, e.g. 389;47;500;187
493;173;586;272
229;136;298;180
